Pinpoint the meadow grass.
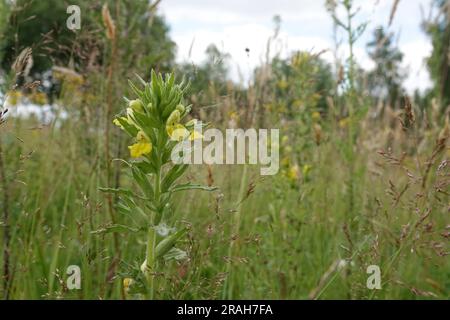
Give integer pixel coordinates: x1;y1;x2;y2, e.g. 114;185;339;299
1;99;448;299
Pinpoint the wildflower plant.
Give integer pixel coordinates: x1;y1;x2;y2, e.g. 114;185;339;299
101;70;216;299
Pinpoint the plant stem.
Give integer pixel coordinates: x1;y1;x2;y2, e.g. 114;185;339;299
145;152;162;299
145;225;156;299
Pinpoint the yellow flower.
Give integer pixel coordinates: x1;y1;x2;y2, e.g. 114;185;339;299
128;131;152;158
129;140;152;158
281;157;290;167
136;130;150;141
123;278;133;288
312;111;321;122
167;123;189;141
189;130;203;140
166;109;181;127
287;165;300;181
277;79;288;90
29;91;48;105
123;278;134;294
339;117;349;128
302;164;312;176
6;90;22;106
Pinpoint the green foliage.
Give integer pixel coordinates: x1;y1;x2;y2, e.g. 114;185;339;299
424;0;450;109
0;0;76;74
366;26;405;107
267;51;334;115
177;44;231;106
0;0;176;78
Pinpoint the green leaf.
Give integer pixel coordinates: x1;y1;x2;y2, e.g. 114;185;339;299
131;165;154;198
132;160;156;175
134;73;147;86
170;182;218;193
163;247;188;261
91;224;140;235
116;117;138;138
155;227;188;259
161;164;189;193
128;79;144;100
99;187;134;198
129;110;159;138
99;187;149;201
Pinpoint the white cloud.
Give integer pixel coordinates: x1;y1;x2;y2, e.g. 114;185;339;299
159;0;433;92
401;40;432;93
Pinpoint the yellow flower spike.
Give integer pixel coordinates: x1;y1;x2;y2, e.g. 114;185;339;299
189;130;203;141
167;123;189;141
129;99;144;112
129;141;152;158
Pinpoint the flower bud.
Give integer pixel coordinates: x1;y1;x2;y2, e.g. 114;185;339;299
129;99;144;112
184;119;198;127
176;104;185;114
140;259;148;273
166;109;181;127
123;278;134;292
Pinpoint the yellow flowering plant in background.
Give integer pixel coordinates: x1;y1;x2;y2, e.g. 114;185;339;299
100;70;217;299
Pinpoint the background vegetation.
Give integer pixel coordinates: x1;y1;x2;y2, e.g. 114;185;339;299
0;0;448;299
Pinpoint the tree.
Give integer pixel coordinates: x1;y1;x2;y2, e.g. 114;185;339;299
366;26;405;107
0;0;175;81
264;51;335;115
177;43;231;105
423;0;450;109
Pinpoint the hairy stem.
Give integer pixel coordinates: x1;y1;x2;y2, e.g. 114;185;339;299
145;149;162;299
145;225;156;299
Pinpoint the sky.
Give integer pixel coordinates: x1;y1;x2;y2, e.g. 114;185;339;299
158;0;435;93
